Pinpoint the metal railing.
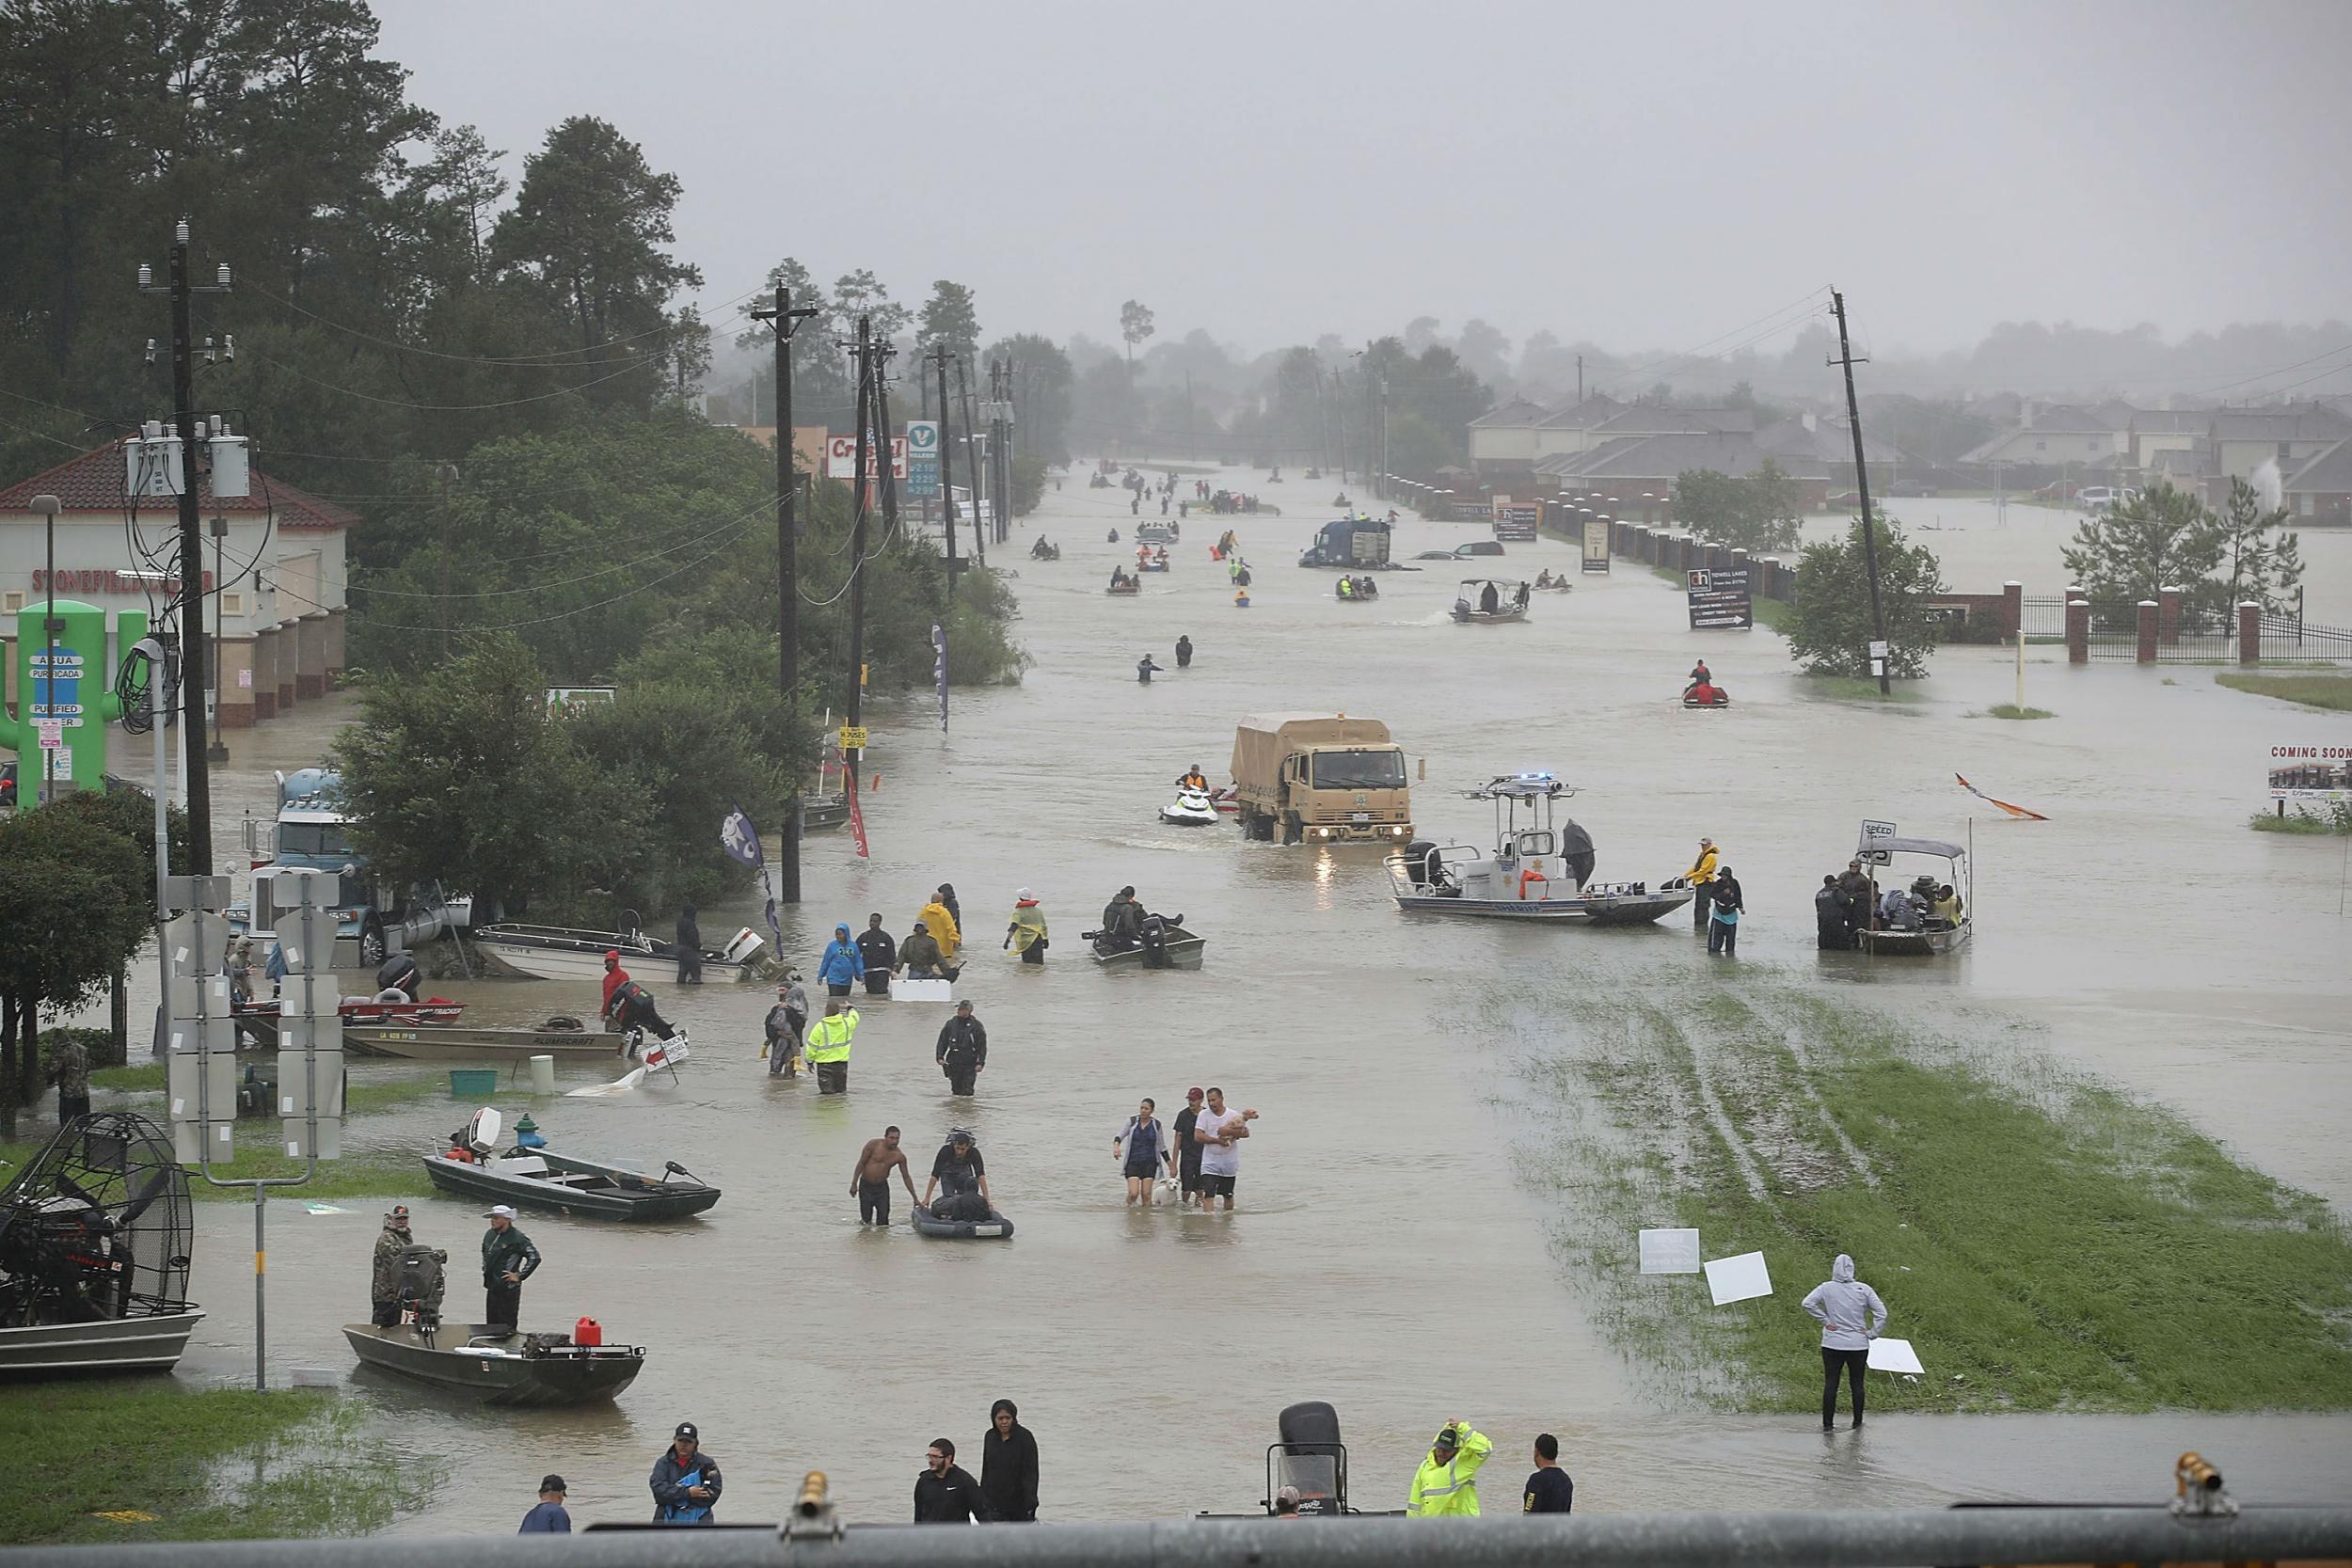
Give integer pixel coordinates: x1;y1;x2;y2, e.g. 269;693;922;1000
2019;594;2069;639
2259;611;2352;662
11;1506;2351;1568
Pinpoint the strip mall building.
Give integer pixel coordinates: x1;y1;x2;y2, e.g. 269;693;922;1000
0;442;352;734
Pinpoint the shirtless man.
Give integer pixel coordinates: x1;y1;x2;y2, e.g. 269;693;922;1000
850;1127;920;1227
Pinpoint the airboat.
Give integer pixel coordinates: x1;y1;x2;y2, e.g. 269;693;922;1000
1386;772;1695;925
0;1113;204;1376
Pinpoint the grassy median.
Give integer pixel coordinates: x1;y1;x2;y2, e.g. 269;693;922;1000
0;1383;439;1544
2217;673;2352;711
1496;977;2352;1413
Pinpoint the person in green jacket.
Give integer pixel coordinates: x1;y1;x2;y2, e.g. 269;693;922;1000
1407;1420;1493;1517
480;1206;540;1331
803;1000;860;1095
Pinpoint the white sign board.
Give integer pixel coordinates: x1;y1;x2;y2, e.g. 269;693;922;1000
1860;818;1897;843
35;719;63;749
1639;1228;1703;1275
1703;1250;1773;1305
823;434;909;481
1867;1337;1925;1375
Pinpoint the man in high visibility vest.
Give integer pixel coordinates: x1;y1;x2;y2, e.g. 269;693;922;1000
1407;1420;1492;1517
803;999;859;1095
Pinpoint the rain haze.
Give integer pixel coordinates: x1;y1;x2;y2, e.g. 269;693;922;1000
377;0;2352;363
8;0;2352;1552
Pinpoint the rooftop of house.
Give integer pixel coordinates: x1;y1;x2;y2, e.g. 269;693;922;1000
2285;436;2352;495
1467;397;1554;431
0;442;359;530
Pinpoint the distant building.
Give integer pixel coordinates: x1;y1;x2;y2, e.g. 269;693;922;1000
2283;436;2352;524
1464;398;1555;489
0;442;353;732
1960;403;2124;467
2209;404;2352;485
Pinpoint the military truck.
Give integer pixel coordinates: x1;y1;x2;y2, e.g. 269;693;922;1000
1229;714;1412;846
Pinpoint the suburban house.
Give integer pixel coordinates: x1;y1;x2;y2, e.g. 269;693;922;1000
1464;397;1554;489
1960;403;2124;467
2283;436;2352;523
2210;404;2352;484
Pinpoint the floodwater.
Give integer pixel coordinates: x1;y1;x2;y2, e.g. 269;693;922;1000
79;465;2352;1528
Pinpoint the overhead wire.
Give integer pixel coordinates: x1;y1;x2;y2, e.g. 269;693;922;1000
241;348;653;411
237;279;772;368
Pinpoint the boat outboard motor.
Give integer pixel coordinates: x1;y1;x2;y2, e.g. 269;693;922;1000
375;952;421;1002
395;1243;449;1328
1558;820;1597;889
1137;912;1177;969
1404;840;1452;894
1273;1401;1348;1516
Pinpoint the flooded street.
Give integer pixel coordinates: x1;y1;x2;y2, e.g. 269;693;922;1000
119;467;2352;1525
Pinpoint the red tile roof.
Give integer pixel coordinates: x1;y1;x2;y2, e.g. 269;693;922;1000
0;442;358;531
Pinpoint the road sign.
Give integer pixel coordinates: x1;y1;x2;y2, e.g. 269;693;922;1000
906;420;942;499
1685;567;1754;630
838;724;868;750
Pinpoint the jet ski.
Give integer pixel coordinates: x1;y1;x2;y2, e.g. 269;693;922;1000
1161;788;1219;827
1682;682;1732;708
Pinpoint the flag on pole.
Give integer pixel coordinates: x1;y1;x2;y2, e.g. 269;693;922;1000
720;804;785;945
1956;773;2048;820
932;621;948;734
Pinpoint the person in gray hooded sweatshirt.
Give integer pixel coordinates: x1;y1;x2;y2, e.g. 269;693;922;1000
1801;1253;1887;1429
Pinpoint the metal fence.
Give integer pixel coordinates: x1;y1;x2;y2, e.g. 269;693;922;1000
2260;612;2352;663
11;1507;2352;1568
2019;594;2069;640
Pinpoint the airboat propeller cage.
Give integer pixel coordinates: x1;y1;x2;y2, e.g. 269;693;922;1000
0;1112;197;1327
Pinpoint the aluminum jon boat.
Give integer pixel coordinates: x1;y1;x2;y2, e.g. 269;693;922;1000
421;1109;720;1221
343;1022;622;1061
1086;919;1207;970
0;1311;207;1376
1387;773;1693;926
343;1323;644;1405
470;920;766;983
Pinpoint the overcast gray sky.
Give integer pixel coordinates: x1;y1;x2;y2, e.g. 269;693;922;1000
378;0;2352;360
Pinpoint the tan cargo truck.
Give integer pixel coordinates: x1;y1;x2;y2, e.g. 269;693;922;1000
1230;714;1413;845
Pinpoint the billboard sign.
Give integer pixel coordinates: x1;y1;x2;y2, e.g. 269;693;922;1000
823;435;908;481
1581;516;1612;574
2267;742;2352;800
1491;500;1541;541
1686;567;1753;629
905;420;941;499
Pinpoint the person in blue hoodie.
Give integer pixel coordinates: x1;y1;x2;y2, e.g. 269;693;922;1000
817;924;865;998
1802;1253;1888;1429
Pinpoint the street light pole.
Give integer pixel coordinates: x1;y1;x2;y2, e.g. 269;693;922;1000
32;494;60;805
206;515;229;763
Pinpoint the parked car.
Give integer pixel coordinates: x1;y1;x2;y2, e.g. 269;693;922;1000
2076;485;2137;512
0;759;15;812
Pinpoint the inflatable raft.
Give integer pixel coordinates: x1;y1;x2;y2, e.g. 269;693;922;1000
911;1204;1014;1240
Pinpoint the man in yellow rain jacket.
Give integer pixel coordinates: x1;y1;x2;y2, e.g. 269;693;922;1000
1407;1420;1492;1516
916;888;962;965
1685;836;1719;930
803;1000;859;1096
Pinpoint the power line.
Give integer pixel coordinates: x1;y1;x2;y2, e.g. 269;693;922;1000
238;279;771;367
242;348;651;410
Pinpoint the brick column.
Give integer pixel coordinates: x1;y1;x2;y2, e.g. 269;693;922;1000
276;620;298;713
2066;597;2090;664
2157;585;2183;645
252;626;279;721
216;637;259;728
296;614;328;698
2239;601;2261;665
2002;580;2022;638
2135;599;2158;664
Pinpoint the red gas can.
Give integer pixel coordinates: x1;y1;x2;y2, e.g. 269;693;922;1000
574;1316;603;1348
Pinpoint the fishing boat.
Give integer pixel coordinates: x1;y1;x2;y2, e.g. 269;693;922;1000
231;995;464;1048
470;919;765;984
1852;829;1973;957
343;1323;644;1406
1451;578;1528;625
344;1022;621;1062
421;1108;719;1221
1085;917;1207;970
1386;773;1693;925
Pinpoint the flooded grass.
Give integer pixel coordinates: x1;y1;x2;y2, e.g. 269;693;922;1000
2217;673;2352;711
1799;675;1928;704
1975;704;2055;720
2249;803;2352;835
1498;977;2352;1415
0;1384;440;1544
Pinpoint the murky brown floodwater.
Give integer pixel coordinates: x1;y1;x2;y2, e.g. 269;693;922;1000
72;465;2352;1528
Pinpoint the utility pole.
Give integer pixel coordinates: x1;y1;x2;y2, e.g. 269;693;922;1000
1577;353;1584;405
206;515;229;763
930;344;961;584
845;315;873;795
991;358;1010;550
138;219;230;870
1363;345;1377;498
749;284;817;901
875;336;901;549
1829;290;1891;695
